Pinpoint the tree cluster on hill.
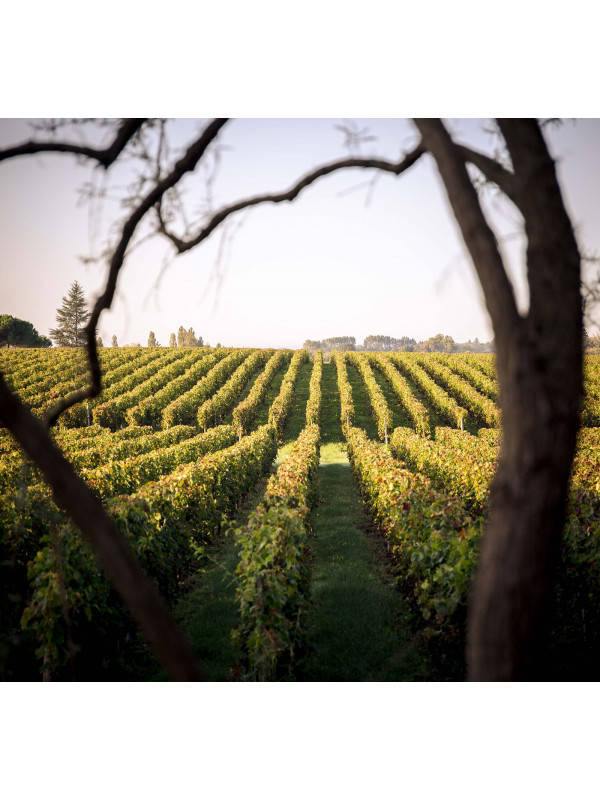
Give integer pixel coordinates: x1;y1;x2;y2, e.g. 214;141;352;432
363;335;418;351
584;330;600;353
417;333;456;352
452;338;493;353
302;336;356;354
170;326;203;347
302;332;494;355
413;334;494;353
0;315;52;348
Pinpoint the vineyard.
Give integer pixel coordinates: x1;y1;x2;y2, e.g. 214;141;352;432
1;346;600;680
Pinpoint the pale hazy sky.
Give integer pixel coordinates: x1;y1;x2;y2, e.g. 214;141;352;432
1;118;599;348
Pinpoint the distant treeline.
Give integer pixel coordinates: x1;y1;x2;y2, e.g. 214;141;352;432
1;315;52;348
302;334;495;355
585;331;600;354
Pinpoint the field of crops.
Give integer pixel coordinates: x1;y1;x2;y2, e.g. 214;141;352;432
1;347;600;680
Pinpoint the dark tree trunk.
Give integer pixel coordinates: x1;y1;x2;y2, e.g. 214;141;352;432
467;120;583;680
415;119;583;680
470;323;581;679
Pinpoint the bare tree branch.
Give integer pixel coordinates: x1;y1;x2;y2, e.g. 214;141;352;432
413;119;520;338
0;372;203;681
44;118;229;427
456;144;516;200
497;118;581;328
0;119;147;168
0;119;229;678
155;143;427;254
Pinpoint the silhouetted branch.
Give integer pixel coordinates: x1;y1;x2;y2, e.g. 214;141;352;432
155;143;427;254
44;118;229;427
457;144;516;200
497;118;582;338
0;371;203;681
0;119;229;679
414;119;520;338
0;119;147;168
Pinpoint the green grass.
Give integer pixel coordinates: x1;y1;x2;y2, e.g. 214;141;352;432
370;367;416;432
391;364;451;432
345;362;379;439
172;533;243;681
281;361;312;444
250;361;288;430
299;442;437;680
297;363;440;681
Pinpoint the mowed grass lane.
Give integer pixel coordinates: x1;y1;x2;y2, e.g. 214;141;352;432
298;360;438;681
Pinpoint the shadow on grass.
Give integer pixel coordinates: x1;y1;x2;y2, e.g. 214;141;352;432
299;451;442;681
173;541;240;681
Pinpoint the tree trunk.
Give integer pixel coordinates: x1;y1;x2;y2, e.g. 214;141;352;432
415;119;583;680
467;121;583;680
467;321;581;679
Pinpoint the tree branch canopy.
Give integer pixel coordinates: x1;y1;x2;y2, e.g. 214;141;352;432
156;143;427;253
0;118;147;167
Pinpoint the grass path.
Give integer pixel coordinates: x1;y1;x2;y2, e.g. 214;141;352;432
297;362;439;681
